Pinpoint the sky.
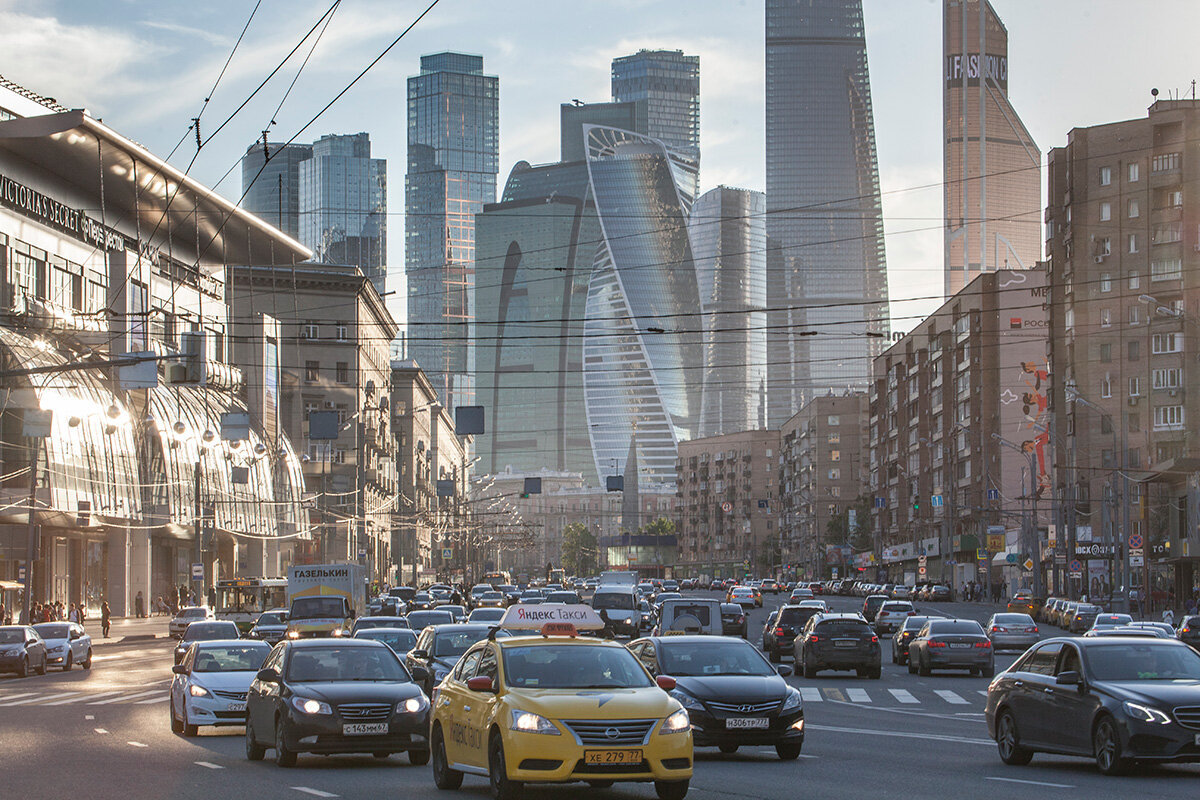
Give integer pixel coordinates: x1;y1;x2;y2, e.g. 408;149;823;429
2;0;1199;330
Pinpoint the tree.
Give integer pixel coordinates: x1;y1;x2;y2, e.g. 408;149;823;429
641;517;675;538
826;495;874;553
560;523;597;577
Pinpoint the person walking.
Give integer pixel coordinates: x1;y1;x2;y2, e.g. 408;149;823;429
134;590;145;618
1163;607;1175;627
101;601;111;638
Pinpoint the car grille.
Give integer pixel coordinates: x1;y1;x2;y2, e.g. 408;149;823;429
212;690;247;701
707;700;779;715
561;719;656;746
1173;706;1200;731
337;703;392;722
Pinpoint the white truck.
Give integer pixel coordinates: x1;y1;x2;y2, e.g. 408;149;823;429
285;564;366;639
598;570;638;587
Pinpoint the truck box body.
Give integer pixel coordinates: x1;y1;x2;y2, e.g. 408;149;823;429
286;564;365;638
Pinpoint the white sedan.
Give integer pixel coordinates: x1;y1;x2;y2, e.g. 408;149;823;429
170;640;272;736
32;622;92;671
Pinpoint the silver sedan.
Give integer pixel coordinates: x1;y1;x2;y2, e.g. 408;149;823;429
984;612;1040;652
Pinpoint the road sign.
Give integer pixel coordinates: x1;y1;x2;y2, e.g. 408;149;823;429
17;565;26;584
191;562;204;580
1022;558;1035;571
441;548;453;560
986;488;1000;501
1005;553;1018;564
1074;543;1118;559
1128;533;1144;549
1130;555;1145;567
976;548;987;561
1069;559;1083;572
721;501;733;513
918;566;927;576
987;534;1004;551
930;495;944;508
874;497;886;509
918;554;927;566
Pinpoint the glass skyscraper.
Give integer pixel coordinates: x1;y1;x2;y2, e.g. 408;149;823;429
943;0;1040;297
611;49;700;158
297;132;387;293
405;52;499;411
764;0;890;426
240;141;313;241
690;186;768;437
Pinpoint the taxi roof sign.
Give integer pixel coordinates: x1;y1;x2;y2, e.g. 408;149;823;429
500;603;605;631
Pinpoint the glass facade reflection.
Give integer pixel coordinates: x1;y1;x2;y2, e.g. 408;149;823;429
241;141;313;241
611;50;700;158
689;187;768;437
583;126;702;484
765;0;890;425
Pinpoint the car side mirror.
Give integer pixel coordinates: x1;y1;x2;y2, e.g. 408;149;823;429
172;664;189;675
1056;670;1082;687
410;649;429;660
256;667;279;683
409;665;430;683
777;665;793;677
656;675;677;691
467;676;495;693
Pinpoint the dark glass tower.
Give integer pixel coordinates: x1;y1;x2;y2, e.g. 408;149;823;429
765;0;890;426
405;52;499;411
240;141;313;241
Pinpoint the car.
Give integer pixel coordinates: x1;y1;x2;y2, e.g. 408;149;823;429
373;597;405;616
1089;613;1133;632
654;592;684;609
709;579;724;591
388;586;417;604
245;637;431;767
174;621;241;665
890;585;913;599
891;616;932;666
518;590;545;604
1082;627;1163;638
353;627;419;655
428;606;693;800
170;640;271;735
1053;601;1077;629
429;588;452;607
927;585;952;602
591;585;643;636
719;603;748;638
873;601;915;635
496;586;522;606
476;591;508;609
1039;598;1064;624
662;580;680;593
679;579;696;591
907;619;993;677
1067;603;1103;633
0;625;48;676
246;611;289;644
729;587;757;609
409;591;436;611
1177;615;1200;649
543;591;582;605
405;609;455;631
32;622;92;671
794;613;880;679
759;578;780;595
762;605;822;662
984;613;1040;652
441;605;468;623
654;598;723;636
1125;621;1176;638
788;588;814;603
629;635;803;759
351;616;410;635
406;623;511;695
986;636;1200;774
1006;594;1044;619
169;606;213;638
861;594;889;623
468;607;506;625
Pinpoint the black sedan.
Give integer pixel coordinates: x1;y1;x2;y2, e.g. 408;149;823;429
628;635;804;759
907;618;993;677
720;603;748;638
246;612;288;645
1179;615;1200;650
890;615;932;666
404;609;454;632
405;623;509;695
987;637;1200;774
174;621;240;665
245;638;431;767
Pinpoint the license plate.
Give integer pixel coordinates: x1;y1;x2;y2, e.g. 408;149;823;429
585;749;643;765
342;722;389;736
834;640;855;648
949;643;970;648
726;718;769;729
227;702;246;712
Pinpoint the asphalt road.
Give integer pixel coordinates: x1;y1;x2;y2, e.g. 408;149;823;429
1;591;1197;799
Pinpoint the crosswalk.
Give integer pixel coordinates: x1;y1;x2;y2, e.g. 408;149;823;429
797;686;987;706
0;685;172;708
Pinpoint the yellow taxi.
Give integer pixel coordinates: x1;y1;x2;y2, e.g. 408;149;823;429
429;604;693;800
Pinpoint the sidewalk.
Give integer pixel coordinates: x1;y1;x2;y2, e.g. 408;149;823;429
85;614;173;647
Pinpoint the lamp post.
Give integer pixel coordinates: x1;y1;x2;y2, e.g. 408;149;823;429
993;433;1043;598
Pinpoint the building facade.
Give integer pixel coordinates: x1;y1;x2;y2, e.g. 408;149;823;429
764;0;890;424
868;270;1049;592
405;52;499;412
673;430;779;580
240;141;313;241
943;0;1041;297
1046;100;1200;607
690;186;768;437
779;393;869;580
610;49;700;158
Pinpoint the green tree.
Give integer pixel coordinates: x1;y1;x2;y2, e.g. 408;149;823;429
826;495;874;552
641;517;675;538
560;523;597;577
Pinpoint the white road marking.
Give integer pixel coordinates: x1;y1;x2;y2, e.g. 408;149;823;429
807;724;993;746
888;689;919;704
127;741;148;748
46;691;124;705
846;688;871;703
134;694;170;704
977;690;989;696
94;728;108;734
89;689;163;705
798;687;822;702
195;762;224;770
292;789;338;798
0;692;37;704
935;690;970;705
0;692;78;706
85;714;95;720
985;777;1074;789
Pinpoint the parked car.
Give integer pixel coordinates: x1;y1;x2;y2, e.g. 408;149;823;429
720;603;748;638
794;613;880;679
1067;604;1103;633
907;619;994;677
32;622;92;671
0;625;48;676
984;613;1040;652
170;640;271;735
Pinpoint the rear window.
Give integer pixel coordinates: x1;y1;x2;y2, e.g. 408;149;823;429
930;621;985;635
778;607;818;625
666;604;713;626
881;602;912;612
1077;605;1101;613
901;616;930;631
815;620;872;636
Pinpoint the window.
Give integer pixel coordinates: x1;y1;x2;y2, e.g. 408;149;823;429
1153;223;1182;244
827;432;840;444
1153;367;1182;389
1128;339;1140;360
305;361;319;382
1127;305;1140;326
1169;189;1183;207
336;362;350;384
1128;413;1140;432
301;322;319;339
826;415;840;426
1099;272;1112;292
1153;332;1181;354
1099;202;1111;221
827;468;840;480
1152;152;1180;173
1099;343;1112;362
1101;374;1112;398
336;324;348;341
1154;405;1185;430
1128;234;1139;254
1127;270;1140;290
830;449;841;462
1151;258;1182;281
1129;377;1141;397
1127;198;1140;218
1099;166;1111;186
1128;162;1139;182
1099;308;1111;327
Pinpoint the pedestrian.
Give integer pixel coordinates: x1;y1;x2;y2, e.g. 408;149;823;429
134;590;145;618
1163;607;1175;627
0;600;5;625
101;601;111;637
68;603;79;623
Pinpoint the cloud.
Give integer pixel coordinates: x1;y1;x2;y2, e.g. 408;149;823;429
140;20;232;48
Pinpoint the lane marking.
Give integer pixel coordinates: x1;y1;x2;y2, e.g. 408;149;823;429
94;728;108;734
935;690;970;705
985;777;1074;789
46;691;125;705
0;692;78;706
85;715;94;720
977;690;989;696
89;689;164;705
127;741;148;748
888;689;919;704
195;761;224;770
0;692;37;704
807;723;994;746
798;687;822;702
822;688;846;702
292;789;338;798
134;694;170;705
846;688;871;703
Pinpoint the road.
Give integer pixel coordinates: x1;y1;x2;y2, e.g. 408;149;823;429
1;592;1197;799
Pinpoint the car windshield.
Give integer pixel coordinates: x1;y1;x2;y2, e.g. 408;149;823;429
816;621;871;636
0;629;25;643
290;597;346;619
355;630;417;652
469;609;504;622
502;644;653;689
592;593;634;611
1087;643;1200;681
407;611;452;629
286;645;410;682
433;629;492;657
545;593;578;603
659;640;774;677
930;621;985;635
192;644;270;672
33;624;70;640
179;608;206;618
779;607;819;626
993;614;1034;624
358;618;408;630
881;603;912;612
256;613;285;626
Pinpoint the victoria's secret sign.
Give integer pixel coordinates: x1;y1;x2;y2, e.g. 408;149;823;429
0;170;125;252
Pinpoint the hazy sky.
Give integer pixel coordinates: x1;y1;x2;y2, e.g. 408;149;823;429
3;0;1198;328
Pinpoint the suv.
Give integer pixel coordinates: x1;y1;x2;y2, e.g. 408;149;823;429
720;603;748;638
794;613;880;679
760;578;780;594
762;604;823;662
874;601;915;635
654;598;722;635
862;594;889;622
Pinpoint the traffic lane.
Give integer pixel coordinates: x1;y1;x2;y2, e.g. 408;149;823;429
0;639;174;688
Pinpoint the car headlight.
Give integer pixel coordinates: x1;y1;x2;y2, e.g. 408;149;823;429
331;628;345;637
780;688;802;713
510;709;560;735
291;696;332;715
398;695;428;714
286;630;300;639
189;684;211;698
1123;701;1171;724
661;708;690;734
668;689;704;712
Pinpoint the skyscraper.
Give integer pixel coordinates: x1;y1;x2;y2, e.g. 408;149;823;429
943;0;1041;297
240;141;313;240
764;0;890;426
689;186;768;437
298;133;387;292
405;52;499;411
610;49;700;157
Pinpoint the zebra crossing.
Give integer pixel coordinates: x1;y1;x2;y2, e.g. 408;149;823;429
0;685;172;708
796;686;987;706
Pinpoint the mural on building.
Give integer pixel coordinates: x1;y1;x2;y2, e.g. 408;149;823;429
1018;360;1050;498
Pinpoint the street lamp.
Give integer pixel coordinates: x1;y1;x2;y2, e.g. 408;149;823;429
992;433;1043;598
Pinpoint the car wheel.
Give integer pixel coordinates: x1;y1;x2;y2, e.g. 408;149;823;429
655;780;689;800
408;748;430;766
432;725;463;789
274;717;297;767
170;698;184;734
1094;716;1131;775
36;655;46;675
870;667;882;680
182;700;199;737
996;710;1033;765
803;657;817;679
82;649;92;670
918;657;931;677
488;734;522;800
587;780;615;788
982;664;995;679
776;742;803;760
718;744;738;754
63;651;72;671
907;656;917;674
245;716;266;761
969;667;980;677
17;656;27;678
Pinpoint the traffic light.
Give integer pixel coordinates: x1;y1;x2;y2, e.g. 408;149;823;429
912;499;920;512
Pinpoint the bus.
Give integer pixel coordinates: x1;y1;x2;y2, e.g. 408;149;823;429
481;571;511;588
215;577;288;632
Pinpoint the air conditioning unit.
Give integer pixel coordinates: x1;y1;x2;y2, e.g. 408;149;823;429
1094;256;1105;263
